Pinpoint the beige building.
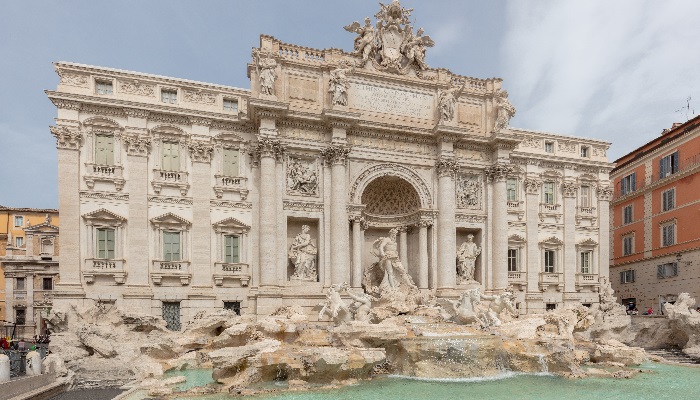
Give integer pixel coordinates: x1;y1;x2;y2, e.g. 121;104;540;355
46;1;612;328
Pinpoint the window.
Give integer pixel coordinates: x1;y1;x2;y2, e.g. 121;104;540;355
96;228;115;259
224;235;240;263
544;249;556;273
15;309;26;325
94;134;114;165
545;303;557;311
506;178;518;202
622;235;634;256
544;141;554;153
543;182;555;205
223;98;238;112
224;301;241;315
580;251;592;273
662;188;675;212
620;269;635;283
163;231;181;261
657;262;678;278
162;302;181;331
96;80;113;95
161;89;178;104
43;278;53;291
623;204;633;225
162;141;180;171
662;222;676;247
15;237;24;247
659;151;679;179
580;146;589;158
16;277;25;290
508;248;518;272
580;185;591;207
14;216;23;227
223;148;240;176
620;173;636;196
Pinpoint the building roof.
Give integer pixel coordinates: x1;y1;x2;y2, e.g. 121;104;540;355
0;205;58;213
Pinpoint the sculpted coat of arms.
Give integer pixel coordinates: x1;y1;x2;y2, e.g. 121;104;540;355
344;0;434;76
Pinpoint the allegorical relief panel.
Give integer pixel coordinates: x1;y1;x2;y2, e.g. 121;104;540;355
348;81;434;119
287;156;319;196
456;174;482;210
288;76;318;102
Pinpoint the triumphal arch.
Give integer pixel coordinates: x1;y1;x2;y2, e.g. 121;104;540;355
47;1;612;325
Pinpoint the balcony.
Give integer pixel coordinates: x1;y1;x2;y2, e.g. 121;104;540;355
213;175;249;200
539;203;562;222
83;258;127;284
84;163;125;191
539;272;563;291
575;273;599;291
507;271;526;290
213;262;250;286
507;201;524;220
152;169;189;196
575;206;597;225
13;290;27;301
151;260;191;285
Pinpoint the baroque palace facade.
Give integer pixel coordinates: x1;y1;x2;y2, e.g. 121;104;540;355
46;1;612;326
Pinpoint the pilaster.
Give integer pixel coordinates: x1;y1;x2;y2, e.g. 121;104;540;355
597;186;613;279
485;161;515;291
188;136;214;289
524;177;540;297
124;131;152;289
562;181;577;293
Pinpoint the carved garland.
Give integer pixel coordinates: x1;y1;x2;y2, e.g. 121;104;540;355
523;178;541;195
596;185;613;201
123;135;152;157
188;140;214;163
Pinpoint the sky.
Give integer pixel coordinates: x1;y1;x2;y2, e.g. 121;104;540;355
0;0;698;209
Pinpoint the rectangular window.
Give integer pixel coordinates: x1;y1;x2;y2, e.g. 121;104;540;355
622;235;634;256
544;249;555;273
14;216;24;227
623;204;633;224
162;302;181;331
96;228;115;259
94;134;115;165
620;173;636;196
15;309;26;325
662;188;675;212
15;237;24;247
506;178;518;202
545;303;557;311
657;262;678;279
96;80;113;95
662;223;676;247
620;269;635;283
508;248;518;272
224;235;240;263
163;231;181;261
223;148;240;176
162;141;180;171
43;278;53;291
544;141;554;153
161;89;178;104
580;251;592;273
223;98;238;112
16;277;25;290
580;185;591;207
659;151;679;179
224;301;241;315
543;182;555;205
580;146;589;158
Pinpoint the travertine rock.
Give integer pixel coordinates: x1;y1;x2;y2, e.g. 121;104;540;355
591;339;647;366
662;293;700;357
209;339;282;381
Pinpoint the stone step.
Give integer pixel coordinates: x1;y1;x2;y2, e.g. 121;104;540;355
646;348;700;365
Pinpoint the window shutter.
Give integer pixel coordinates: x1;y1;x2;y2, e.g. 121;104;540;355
233;236;240;262
631;173;636;191
657;265;664;278
105;135;114;165
669;190;674;209
620;271;624;282
660;158;666;179
97;229;106;259
673;262;678;276
172;232;180;261
673;151;679;173
106;228;115;259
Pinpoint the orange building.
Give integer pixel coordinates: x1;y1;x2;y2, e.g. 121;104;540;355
0;206;59;338
610;115;700;313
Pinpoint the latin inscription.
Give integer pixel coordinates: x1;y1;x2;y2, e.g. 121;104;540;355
349;82;433;119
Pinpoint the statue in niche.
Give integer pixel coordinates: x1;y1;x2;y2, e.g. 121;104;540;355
494;89;516;132
289;225;318;281
287;158;318;195
438;83;464;122
401;27;433;70
343;17;376;65
457;234;481;284
329;61;353;106
254;51;277;96
371;227;403;290
457;176;481;208
479;288;518;327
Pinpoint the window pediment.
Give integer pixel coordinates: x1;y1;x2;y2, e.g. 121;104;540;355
539;236;563;247
151;212;191;229
213;216;250;234
82;116;122;130
576;238;598;248
215;132;246;144
151;124;188;139
508;234;526;245
83;208;126;226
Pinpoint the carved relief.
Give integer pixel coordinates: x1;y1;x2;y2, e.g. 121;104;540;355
456;174;482;209
287;157;319;196
596;185;613;201
80;191;129;201
593;146;607;157
253;50;278;96
80;104;125;118
124;108;150;119
436;157;459;178
123;134;152;157
50;98;81;111
558;141;577;153
188;140;214;163
456;214;487;223
50;126;82;150
493;89;516;132
149;196;193;205
524;178;541;195
520;136;542;149
484;162;515;182
320;145;351;166
361;176;420;215
119;80;155;97
283;201;324;212
183;90;217;105
350;164;432;209
561;181;578;198
56;68;89;87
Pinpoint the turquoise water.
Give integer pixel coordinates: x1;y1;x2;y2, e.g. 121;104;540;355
131;363;700;400
163;368;219;391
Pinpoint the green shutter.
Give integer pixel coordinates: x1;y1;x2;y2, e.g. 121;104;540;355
97;229;106;259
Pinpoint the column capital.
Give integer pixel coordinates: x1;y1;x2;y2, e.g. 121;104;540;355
561;181;578;198
436;157;459;178
124;134;152;157
485;162;515;182
321;144;351;166
50;125;82;150
251;137;286;164
596;185;613;201
188;139;214;163
417;219;433;228
523;177;540;194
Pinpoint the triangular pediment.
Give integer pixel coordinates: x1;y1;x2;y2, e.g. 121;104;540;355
212;216;250;230
577;238;598;247
150;212;191;227
508;234;526;244
83;208;126;222
25;223;59;233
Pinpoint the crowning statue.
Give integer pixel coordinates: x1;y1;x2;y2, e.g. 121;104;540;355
457;234;481;284
328;61;353;106
253;50;277;96
438;82;465;122
289;225;318;281
343;17;376;66
493;89;516;132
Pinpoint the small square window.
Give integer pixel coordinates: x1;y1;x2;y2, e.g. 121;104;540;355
96;80;113;95
544;141;555;153
14;216;23;227
16;277;25;290
580;146;589;158
43;278;53;291
161;89;178;104
545;303;557;311
15;237;24;247
223;98;238;112
620;269;635;283
657;262;678;278
15;309;26;325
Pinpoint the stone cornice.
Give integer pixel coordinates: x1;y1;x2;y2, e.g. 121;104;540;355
248;97;289;119
510;155;613;173
322;108;362;128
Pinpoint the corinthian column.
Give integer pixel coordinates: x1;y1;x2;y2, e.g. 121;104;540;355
254;137;285;286
418;220;430;289
436;158;458;290
486;162;514;291
351;216;365;288
322;145;351;284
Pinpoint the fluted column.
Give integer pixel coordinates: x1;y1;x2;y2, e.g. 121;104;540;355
562;181;577;293
486;162;515;291
351;217;365;288
597;186;613;279
399;226;408;268
436;158;458;289
322;145;351;284
524;178;541;296
255;137;285;286
418;220;430;289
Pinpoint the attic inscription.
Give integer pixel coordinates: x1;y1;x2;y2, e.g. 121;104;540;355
349;82;433;119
